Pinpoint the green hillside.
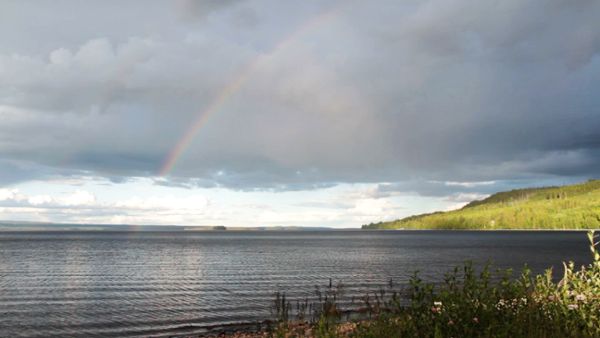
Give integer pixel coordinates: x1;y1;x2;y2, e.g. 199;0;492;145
363;180;600;230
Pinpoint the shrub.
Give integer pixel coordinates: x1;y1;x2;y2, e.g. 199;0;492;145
271;231;600;337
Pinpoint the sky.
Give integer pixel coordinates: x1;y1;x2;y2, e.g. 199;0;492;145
0;0;599;228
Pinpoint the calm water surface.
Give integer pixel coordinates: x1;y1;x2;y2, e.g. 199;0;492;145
0;230;591;337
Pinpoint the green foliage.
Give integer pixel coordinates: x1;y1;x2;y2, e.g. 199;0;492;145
271;231;600;337
363;180;600;230
270;279;345;337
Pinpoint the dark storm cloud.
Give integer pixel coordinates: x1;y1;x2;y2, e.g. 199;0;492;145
0;0;599;192
0;160;46;186
175;0;243;21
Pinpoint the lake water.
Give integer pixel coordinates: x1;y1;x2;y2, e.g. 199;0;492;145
0;230;592;337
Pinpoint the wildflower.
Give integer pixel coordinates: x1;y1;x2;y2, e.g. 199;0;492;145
496;299;506;309
448;320;454;325
548;295;555;301
568;304;578;310
575;294;586;302
431;306;440;314
434;301;442;307
473;317;479;323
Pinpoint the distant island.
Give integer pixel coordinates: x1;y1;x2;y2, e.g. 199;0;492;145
363;179;600;230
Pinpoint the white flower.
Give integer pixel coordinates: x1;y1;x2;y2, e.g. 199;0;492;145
568;304;579;310
434;301;442;307
575;294;586;302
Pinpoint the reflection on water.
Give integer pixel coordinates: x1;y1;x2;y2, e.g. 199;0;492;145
0;230;590;337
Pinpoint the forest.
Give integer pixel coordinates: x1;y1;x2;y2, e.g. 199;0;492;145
363;180;600;230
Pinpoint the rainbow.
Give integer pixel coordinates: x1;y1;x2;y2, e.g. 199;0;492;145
159;6;342;176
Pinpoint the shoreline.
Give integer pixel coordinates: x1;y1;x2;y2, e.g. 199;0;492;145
172;320;359;338
363;228;597;231
0;227;597;232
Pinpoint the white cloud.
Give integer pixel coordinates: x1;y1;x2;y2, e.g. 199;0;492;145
0;187;213;224
49;48;73;66
27;195;53;206
351;198;393;216
0;179;465;227
0;189;24;202
115;195;208;211
445;193;488;203
60;190;96;206
442;181;496;188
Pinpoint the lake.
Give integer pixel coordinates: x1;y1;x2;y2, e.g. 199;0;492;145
0;230;592;337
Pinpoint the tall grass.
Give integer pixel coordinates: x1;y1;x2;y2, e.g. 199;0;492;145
270;279;346;337
270;231;600;337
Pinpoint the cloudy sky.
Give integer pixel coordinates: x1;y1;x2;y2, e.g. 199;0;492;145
1;0;599;227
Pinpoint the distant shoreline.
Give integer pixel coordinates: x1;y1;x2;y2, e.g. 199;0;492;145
0;219;597;232
0;227;595;232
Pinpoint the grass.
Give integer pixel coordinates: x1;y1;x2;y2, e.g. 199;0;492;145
268;231;600;337
363;180;600;230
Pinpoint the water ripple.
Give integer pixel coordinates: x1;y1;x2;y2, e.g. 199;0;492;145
0;230;590;337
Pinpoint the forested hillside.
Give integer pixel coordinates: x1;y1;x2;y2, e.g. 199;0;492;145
363;180;600;229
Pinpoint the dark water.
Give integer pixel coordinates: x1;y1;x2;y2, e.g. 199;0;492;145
0;230;592;338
